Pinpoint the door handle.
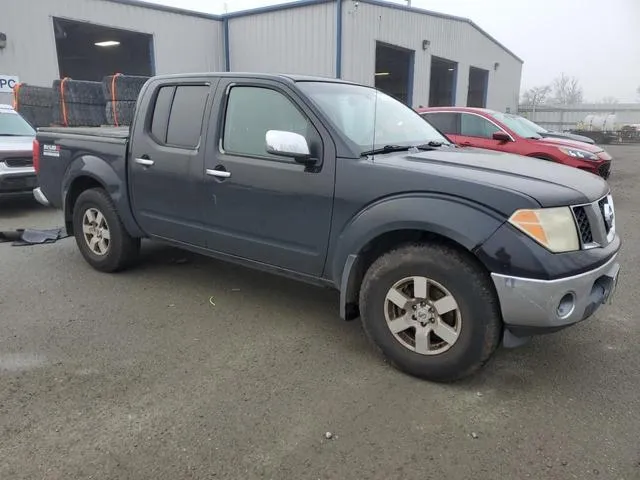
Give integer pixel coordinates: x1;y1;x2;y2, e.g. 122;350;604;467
206;168;231;179
135;157;155;166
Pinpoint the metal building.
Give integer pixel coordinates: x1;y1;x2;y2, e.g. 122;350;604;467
1;0;522;112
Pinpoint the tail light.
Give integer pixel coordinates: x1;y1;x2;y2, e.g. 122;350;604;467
33;139;40;174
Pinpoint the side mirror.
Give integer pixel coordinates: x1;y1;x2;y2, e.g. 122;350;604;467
265;130;313;162
492;131;511;142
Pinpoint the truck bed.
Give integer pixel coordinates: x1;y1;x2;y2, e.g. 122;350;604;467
36;126;130;209
38;126;130;139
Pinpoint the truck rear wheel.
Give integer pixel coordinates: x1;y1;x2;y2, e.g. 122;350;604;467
359;243;502;382
72;188;140;272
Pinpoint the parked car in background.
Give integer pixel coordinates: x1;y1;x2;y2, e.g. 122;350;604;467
516;115;596;145
0;104;37;196
418;107;612;179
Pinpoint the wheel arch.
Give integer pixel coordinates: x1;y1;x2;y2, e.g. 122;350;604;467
62;155;144;238
331;195;505;321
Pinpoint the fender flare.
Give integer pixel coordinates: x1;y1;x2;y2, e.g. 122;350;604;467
63;155;144;237
329;194;505;319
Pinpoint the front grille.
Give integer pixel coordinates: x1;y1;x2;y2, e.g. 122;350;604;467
4;157;33;168
598;197;612;235
598;162;611;179
572;206;593;244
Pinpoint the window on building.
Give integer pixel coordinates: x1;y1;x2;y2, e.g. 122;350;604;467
460;113;501;138
223;86;313;159
150;85;209;149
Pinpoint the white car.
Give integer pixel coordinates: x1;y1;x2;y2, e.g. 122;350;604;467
0;104;37;196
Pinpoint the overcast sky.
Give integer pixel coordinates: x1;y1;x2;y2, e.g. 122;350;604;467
145;0;639;102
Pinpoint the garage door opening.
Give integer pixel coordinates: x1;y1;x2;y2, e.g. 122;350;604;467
429;56;457;106
53;18;154;81
467;67;489;107
375;42;414;106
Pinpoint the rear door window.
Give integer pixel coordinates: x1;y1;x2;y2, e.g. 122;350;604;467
422;112;459;135
150;84;209;149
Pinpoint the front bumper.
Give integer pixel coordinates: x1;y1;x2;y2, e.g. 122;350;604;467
0;163;38;194
491;253;620;336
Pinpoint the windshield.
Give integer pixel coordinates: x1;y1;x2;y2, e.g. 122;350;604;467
490;112;542;139
0;111;36;136
297;82;450;154
516;115;548;134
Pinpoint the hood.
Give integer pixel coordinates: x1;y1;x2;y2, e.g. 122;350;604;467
532;135;603;153
0;135;34;153
375;146;609;208
543;131;596;145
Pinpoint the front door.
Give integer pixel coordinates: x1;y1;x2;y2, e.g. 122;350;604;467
457;112;512;151
129;80;217;246
200;79;336;276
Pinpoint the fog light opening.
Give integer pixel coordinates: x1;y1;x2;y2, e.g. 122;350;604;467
557;292;576;319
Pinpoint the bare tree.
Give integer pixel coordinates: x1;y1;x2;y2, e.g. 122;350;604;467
599;96;619;104
521;85;551;106
637;85;640;101
552;73;583;105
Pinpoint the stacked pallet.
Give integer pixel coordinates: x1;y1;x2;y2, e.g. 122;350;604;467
12;84;53;128
52;78;106;127
102;74;149;126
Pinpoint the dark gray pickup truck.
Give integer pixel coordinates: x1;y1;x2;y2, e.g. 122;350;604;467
33;73;621;382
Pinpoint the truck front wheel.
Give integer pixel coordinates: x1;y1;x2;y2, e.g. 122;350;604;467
72;188;140;272
359;243;502;382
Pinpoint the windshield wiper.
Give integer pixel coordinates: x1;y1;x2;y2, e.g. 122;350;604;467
0;133;30;137
414;140;449;148
360;141;448;157
360;145;413;157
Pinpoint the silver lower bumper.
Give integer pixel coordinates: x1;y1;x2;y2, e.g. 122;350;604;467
491;254;620;330
33;187;50;207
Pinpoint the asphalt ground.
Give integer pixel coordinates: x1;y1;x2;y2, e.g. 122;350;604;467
1;145;638;480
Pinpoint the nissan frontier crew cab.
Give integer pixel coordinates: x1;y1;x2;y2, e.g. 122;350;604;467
33;73;621;382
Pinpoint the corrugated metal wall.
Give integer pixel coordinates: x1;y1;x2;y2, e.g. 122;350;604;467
0;0;224;104
518;104;640;131
341;2;522;111
227;3;336;77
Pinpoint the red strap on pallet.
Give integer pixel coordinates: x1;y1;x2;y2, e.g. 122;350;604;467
60;77;70;127
111;73;122;127
12;83;22;110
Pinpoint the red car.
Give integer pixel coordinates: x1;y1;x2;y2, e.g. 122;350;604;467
417;107;612;179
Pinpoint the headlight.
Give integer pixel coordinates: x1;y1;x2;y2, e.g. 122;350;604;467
508;207;580;252
557;146;599;161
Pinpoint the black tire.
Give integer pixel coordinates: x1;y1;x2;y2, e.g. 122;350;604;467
52;102;106;127
359;243;502;382
15;85;54;107
72;188;140;272
105;100;136;126
102;75;149;101
17;104;52;128
53;79;105;105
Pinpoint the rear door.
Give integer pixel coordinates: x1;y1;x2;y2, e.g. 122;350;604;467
129;78;219;246
200;78;336;276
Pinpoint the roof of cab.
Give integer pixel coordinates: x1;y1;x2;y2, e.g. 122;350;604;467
151;72;359;85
